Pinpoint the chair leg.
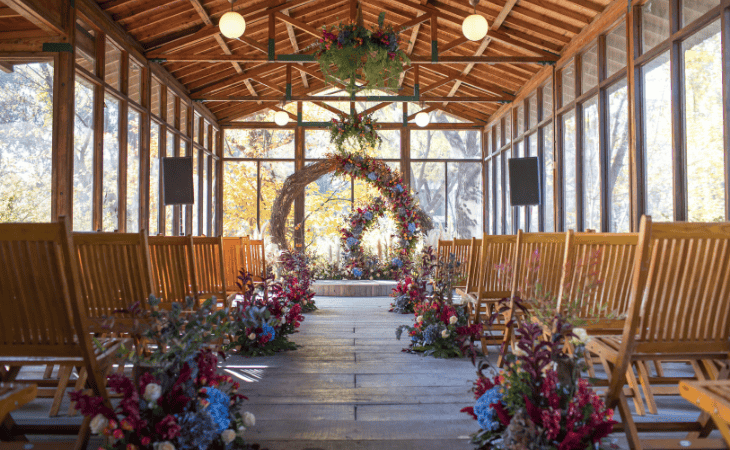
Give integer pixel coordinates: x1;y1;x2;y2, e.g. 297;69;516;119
74;414;92;450
49;365;73;417
618;390;643;450
635;361;658;415
43;364;55;379
625;364;646;416
68;366;88;416
652;360;664;377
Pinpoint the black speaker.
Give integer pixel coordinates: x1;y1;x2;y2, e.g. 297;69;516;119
162;157;194;205
508;157;540;206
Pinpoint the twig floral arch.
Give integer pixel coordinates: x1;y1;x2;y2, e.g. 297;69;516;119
270;153;432;265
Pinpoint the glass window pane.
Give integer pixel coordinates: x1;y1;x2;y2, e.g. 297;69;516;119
211;158;217;235
516;104;524;136
411;162;446;232
104;39;121;90
306;172;352;253
642;51;674;221
103;95;120;231
582;96;601;231
495;123;502;149
582;45;599;94
151;78;161;117
608;79;630;232
203;122;209;149
496;154;503;234
305;129;335;159
682;0;720;28
150;123;160;235
74;78;94;230
562;62;575;107
685;21;724;221
192;148;199;235
543;123;555;232
528;134;539;232
165;131;174;236
369;129;400;159
260;162;295;242
542;81;553;120
514;142;524;231
129;60;142;104
201;154;209;236
412;130;481;159
642;0;670;54
75;21;96;74
607;22;627;78
167;92;176;126
227;129;295;158
487;159;493;233
223;161;257;236
486;130;491;155
504;115;512;145
504;148;512;233
180;103;188;135
528;95;537;129
0;62;54;223
127;109;140;232
563;112;577;230
448;163;482;238
194;113;200;143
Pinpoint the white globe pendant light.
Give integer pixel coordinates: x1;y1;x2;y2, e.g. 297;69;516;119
462;0;488;41
274;110;290;126
415;111;430;127
219;9;246;39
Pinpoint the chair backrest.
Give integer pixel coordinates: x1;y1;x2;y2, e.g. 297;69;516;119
625;217;730;354
0;218;109;402
73;230;154;320
511;230;569;301
557;232;638;323
463;237;483;293
476;233;517;297
148;235;197;308
191;236;227;301
451;238;473;286
436;240;453;263
222;236;246;292
244;239;267;281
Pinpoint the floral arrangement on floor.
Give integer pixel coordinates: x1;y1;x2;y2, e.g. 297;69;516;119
333;153;431;267
461;318;616;450
227;271;304;357
329;111;381;154
309;252;402;281
341;197;387;278
389;245;435;314
278;250;317;312
314;12;410;94
71;348;260;450
395;253;482;359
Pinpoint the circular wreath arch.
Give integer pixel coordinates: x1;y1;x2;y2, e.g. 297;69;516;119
341;197;387;277
270;153;433;263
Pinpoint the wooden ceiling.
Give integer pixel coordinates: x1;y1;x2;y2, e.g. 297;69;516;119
12;0;616;124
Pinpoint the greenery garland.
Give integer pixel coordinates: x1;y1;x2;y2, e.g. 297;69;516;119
314;12;410;94
329;111;381;154
340;197;388;278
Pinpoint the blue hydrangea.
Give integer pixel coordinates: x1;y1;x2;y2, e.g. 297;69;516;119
363;211;373;221
346;236;358;248
352;226;363;237
474;387;503;432
422;324;440;345
259;323;276;341
392;257;403;268
175;411;218;450
344;163;355;172
394;184;404;193
368;172;378;181
407;222;417;234
353;268;363;277
204;386;232;433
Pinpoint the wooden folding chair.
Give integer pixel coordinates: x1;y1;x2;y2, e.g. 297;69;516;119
434;239;453;279
587;216;730;450
456;237;482;300
244;238;267;283
450;238;473;289
498;230;568;366
462;234;517;354
148;235;198;308
0;218;117;449
191;236;227;309
222;236;247;295
679;379;730;447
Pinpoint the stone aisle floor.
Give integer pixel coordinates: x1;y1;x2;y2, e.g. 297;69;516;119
224;296;478;450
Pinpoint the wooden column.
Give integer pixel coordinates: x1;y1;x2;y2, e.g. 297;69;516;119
670;0;687;221
294;111;305;250
206;123;213;235
172;94;181;235
196;115;204;235
627;2;644;232
216;130;224;236
140;64;151;235
159;85;168;234
400;102;411;189
482;129;488;234
185;101;194;234
92;33;105;231
554;66;564;232
574;55;584;232
51;0;75;226
598;33;610;232
118;51;129;232
723;1;730;220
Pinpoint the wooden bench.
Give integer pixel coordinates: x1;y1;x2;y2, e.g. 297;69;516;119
0;218;117;448
148;235;198;308
222;236;247;296
587;216;730;450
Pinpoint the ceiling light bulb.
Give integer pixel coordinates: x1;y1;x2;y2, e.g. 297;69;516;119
462;14;488;41
219;11;246;39
274;110;290;126
415;112;430;127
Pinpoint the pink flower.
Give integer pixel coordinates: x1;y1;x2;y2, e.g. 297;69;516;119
155;415;180;440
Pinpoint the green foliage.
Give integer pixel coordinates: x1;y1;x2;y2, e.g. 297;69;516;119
329;111;381;154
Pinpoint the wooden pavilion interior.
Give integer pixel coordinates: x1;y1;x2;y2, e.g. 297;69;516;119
1;0;730;449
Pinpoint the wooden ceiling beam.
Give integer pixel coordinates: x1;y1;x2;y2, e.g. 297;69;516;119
147;52;555;64
420;64;515;97
407;105;436;121
187;0;245;76
196;95;510;102
0;62;14;73
312;101;346;116
273;10;320;39
2;0;65;35
281;9;309;89
243;79;262;105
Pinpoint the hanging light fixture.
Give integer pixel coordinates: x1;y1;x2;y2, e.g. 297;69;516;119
274;110;290;126
219;0;246;39
415;111;430;127
462;0;488;41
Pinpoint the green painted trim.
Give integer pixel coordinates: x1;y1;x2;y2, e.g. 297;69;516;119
298;121;330;127
149;58;167;63
297;111;303;123
42;42;73;53
268;39;275;61
277;54;316;62
413;84;420;97
431;41;438;63
286;83;292;101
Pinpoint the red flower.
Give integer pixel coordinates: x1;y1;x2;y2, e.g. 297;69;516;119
155;415;181;440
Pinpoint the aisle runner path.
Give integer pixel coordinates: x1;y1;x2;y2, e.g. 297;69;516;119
223;296;476;450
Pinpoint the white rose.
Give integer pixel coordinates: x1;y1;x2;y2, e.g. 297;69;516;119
572;327;590;344
89;413;108;434
221;429;236;444
449;316;458;325
282;307;290;315
237;425;246;437
243;411;256;427
248;332;257;340
416;315;423;323
441;329;450;338
144;383;162;402
513;346;528;357
153;442;176;450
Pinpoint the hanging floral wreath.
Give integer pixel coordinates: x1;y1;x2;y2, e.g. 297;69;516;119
340;197;387;278
333;153;432;266
314;12;410;94
330;111;381;154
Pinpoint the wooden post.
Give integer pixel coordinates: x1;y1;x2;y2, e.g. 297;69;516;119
670;0;687;221
627;2;644;232
140;64;151;235
217;129;224;236
92;32;105;231
51;0;75;226
185;100;194;234
598;33;610;232
574;55;584;232
118;51;129;232
294;105;305;250
173;94;181;236
401;101;410;189
207;122;213;235
723;1;730;220
159;85;168;234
